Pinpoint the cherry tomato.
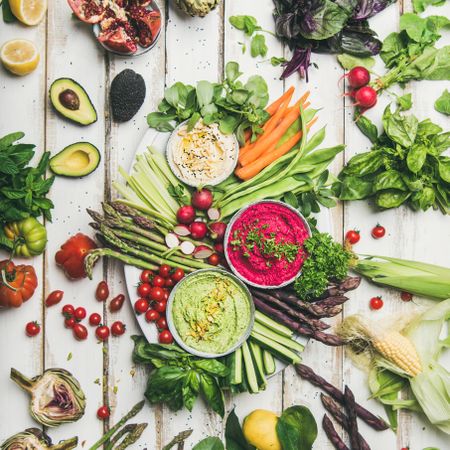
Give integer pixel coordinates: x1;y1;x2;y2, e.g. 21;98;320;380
111;321;126;336
149;286;164;302
145;309;160;322
134;298;149;314
89;313;102;326
109;294;125;312
165;277;175;288
140;269;154;284
208;253;220;266
152;275;165;287
156;316;167;330
74;307;87;321
62;304;75;318
97;405;110;420
95;281;109;302
400;291;413;302
137;283;151;298
163;289;170;301
159;329;173;344
154;301;167;313
45;290;64;307
159;264;171;278
73;323;88;340
345;229;360;244
171;268;185;282
370;296;383;310
25;321;40;337
95;325;110;341
65;317;76;329
371;224;386;239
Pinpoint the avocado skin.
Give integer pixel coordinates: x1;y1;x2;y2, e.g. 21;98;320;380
110;69;146;122
50;142;101;178
49;78;97;126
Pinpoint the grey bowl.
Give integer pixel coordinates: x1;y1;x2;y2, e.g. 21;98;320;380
166;268;255;359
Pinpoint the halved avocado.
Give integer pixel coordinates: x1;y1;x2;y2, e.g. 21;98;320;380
50;142;100;178
49;78;97;126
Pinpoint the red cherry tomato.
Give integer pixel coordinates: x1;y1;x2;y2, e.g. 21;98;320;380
89;313;102;326
95;325;110;341
134;298;149;314
171;268;185;282
62;304;75;318
159;264;171;278
159;329;173;344
164;277;175;288
208;253;220;266
145;309;160;322
25;321;40;337
65;317;77;329
97;405;110;420
95;281;109;302
111;321;126;336
154;301;167;313
109;294;125;312
74;307;87;321
156;316;167;330
137;283;151;298
152;275;165;287
140;269;154;284
400;291;413;302
45;290;64;307
73;323;88;340
370;296;383;310
149;287;164;302
345;229;360;244
371;224;386;239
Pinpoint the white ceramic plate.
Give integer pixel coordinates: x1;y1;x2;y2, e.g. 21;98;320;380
123;126;332;374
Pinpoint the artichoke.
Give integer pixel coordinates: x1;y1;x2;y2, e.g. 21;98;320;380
0;428;77;450
10;368;86;427
174;0;221;17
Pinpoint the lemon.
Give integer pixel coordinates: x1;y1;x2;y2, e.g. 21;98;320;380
1;39;40;76
243;409;282;450
9;0;47;26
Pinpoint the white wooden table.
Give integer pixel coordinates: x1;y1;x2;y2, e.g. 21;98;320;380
1;1;449;448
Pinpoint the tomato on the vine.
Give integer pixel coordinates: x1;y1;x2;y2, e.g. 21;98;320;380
137;283;151;298
371;224;386;239
149;287;164;302
95;325;110;341
140;269;154;284
65;317;77;329
370;296;383;310
345;229;360;244
97;405;110;420
62;304;75;318
208;253;220;266
159;330;173;344
156;316;167;330
73;323;88;340
109;294;125;312
145;309;160;322
152;275;165;287
154;301;167;313
89;313;101;326
74;307;87;321
45;290;64;307
164;277;175;288
111;321;126;336
25;321;40;337
171;268;184;282
134;298;149;314
95;281;109;302
159;264;171;278
400;291;413;302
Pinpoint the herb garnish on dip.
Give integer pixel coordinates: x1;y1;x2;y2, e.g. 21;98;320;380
168;270;253;356
167;119;238;187
225;201;310;288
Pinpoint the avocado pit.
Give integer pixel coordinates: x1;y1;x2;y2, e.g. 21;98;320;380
58;89;80;110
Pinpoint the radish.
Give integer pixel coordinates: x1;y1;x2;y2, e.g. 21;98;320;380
354;86;377;109
214;242;224;254
191;188;213;211
190;221;208;240
209;222;227;242
193;245;214;259
342;66;370;88
174;224;191;236
176;205;195;224
165;233;180;249
180;241;195;255
207;207;220;221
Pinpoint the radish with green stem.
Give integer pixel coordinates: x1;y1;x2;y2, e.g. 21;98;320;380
192;188;213;210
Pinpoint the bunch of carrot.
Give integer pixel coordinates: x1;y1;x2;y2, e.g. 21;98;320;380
235;87;317;181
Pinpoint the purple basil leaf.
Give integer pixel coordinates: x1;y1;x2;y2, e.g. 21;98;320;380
353;0;397;20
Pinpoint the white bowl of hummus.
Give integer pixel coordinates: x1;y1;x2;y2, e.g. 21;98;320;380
166;119;239;187
166;269;254;358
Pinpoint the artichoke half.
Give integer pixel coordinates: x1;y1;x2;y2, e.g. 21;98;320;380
0;428;77;450
10;368;86;427
174;0;221;17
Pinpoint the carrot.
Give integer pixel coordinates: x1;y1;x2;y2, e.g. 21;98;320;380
266;86;295;116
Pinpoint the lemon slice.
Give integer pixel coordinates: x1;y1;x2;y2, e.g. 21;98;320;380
1;39;40;76
9;0;47;26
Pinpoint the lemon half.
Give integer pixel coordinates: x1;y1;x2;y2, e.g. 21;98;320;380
9;0;47;26
1;39;40;76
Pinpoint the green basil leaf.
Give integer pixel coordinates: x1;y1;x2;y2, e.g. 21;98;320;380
182;371;198;411
411;187;436;211
284;191;299;208
356;115;378;143
432;132;450;154
225;409;256;450
336;176;373;200
200;374;225;417
343;150;384;176
250;34;268;58
380;32;406;68
417;118;443;137
192;437;224;450
407;144;428;173
438;157;450;183
192;359;229;377
434;89;450;115
276;405;318;450
397;93;412;111
376;190;410;209
374;170;408;191
382;106;418;147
